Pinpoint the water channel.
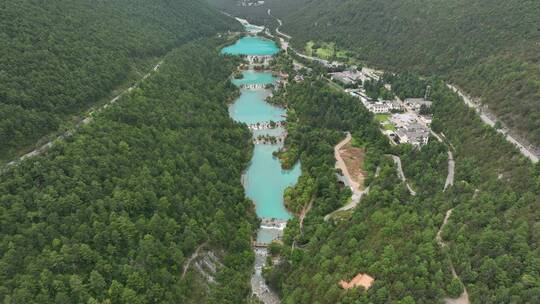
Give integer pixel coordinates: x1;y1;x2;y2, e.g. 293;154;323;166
222;29;300;303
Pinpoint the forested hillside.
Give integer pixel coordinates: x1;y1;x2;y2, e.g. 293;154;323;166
0;40;257;303
0;0;240;161
265;79;459;303
263;70;539;302
278;0;540;146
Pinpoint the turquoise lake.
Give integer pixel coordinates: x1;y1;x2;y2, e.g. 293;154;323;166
243;144;300;220
232;70;276;86
221;36;280;56
223;37;300;221
228;90;285;125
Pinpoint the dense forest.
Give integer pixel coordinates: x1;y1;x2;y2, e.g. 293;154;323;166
264;78;462;303
0;40;258;303
262;55;539;302
214;0;540;146
0;0;240;162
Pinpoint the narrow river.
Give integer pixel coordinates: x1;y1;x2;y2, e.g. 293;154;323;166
222;30;300;303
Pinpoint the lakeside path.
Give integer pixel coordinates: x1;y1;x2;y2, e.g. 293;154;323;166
1;60;163;174
436;209;470;304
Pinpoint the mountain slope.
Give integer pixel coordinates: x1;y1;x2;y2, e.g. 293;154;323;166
0;39;257;303
0;0;240;161
280;0;540;146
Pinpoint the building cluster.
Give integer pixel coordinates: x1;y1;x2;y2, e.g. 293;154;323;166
346;88;402;114
330;69;363;85
404;98;433;112
345;83;433;147
388;114;430;147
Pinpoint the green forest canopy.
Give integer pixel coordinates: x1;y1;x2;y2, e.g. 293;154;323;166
0;0;240;161
262;64;539;302
220;0;540;146
0;40;257;304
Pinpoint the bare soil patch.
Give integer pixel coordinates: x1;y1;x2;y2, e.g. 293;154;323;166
339;142;366;190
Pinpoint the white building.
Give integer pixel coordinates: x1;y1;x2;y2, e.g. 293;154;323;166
368;102;391;114
405;98;433;112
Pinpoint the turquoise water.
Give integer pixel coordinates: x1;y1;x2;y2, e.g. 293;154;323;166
229;90;285;125
257;227;283;243
232;71;276;86
221;36;279;56
224;37;300;236
244;144;300;219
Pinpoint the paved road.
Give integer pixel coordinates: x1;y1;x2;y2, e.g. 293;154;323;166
391;155;416;196
447;84;539;164
267;9;291;39
1;61;163;174
436;209;470;304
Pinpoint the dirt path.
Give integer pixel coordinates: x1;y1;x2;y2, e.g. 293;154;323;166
437;209;470;304
335;133;362;192
181;242;206;279
390;155;416;196
298;198;313;232
444;151;455;191
324;134;377;221
1;61;163;174
430;130;455;192
292;196;314;250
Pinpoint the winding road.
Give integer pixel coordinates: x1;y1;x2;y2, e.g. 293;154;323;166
1;61;163;174
390;155;416;196
436;209;470;304
267;9;291;40
324;133;377;221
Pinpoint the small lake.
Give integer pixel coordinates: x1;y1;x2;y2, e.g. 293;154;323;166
221;36;280;56
232;70;276;86
244;144;300;220
228;89;284;125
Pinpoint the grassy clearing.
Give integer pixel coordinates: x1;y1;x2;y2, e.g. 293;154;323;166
384;123;396;131
375;113;391;122
374;113;396;131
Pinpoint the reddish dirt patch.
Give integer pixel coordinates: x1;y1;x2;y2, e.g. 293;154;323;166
339;273;374;290
339;142;366;190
